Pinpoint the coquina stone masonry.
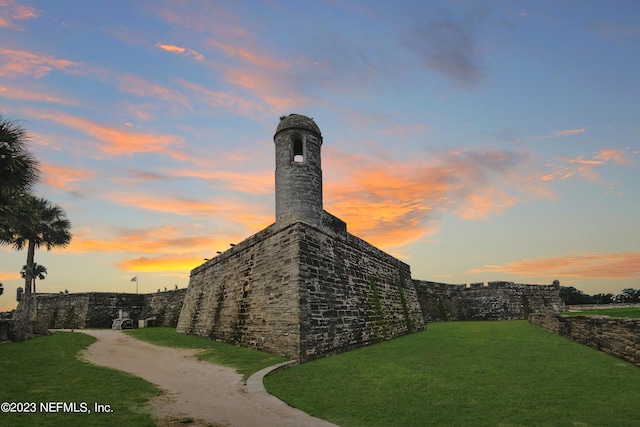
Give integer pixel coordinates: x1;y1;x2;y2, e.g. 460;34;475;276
529;311;640;367
177;114;425;361
415;280;565;321
33;289;186;329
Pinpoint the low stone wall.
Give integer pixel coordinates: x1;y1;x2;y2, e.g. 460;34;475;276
415;280;565;321
0;319;15;341
566;303;640;312
34;289;186;329
529;311;640;366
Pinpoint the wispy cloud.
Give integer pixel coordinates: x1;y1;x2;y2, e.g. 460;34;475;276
178;79;265;117
40;163;96;190
156;43;204;60
30;110;185;159
103;192;272;232
552;128;586;137
547;148;635;182
116;74;191;109
69;225;249;273
0;0;40;30
0;48;78;78
0;85;75;105
469;251;640;279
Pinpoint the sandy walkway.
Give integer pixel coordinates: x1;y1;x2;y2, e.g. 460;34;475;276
76;329;338;427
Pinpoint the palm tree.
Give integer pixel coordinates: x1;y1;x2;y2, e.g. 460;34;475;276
1;195;71;323
0;116;40;204
21;263;47;294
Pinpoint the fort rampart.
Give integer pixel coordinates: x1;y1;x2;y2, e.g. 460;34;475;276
176;219;424;361
30;288;186;329
529;311;640;367
415;280;565;321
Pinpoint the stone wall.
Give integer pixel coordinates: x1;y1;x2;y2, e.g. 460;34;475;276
415;280;565;321
529;312;640;366
177;223;301;358
0;319;15;341
33;289;186;329
298;223;424;360
141;289;187;327
177;219;425;361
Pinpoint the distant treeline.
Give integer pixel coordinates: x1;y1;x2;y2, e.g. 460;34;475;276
560;286;640;305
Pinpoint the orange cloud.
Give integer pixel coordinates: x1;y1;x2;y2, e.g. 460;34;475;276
102;192;272;232
468;251;640;279
595;149;633;165
30;110;185;159
324;148;530;249
0;0;40;30
156;43;204;60
0;85;75;105
40;163;96;190
0;270;20;281
68;226;251;274
0;48;77;78
116;254;205;273
454;188;517;221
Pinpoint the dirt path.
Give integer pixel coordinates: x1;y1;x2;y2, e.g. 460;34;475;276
76;329;338;427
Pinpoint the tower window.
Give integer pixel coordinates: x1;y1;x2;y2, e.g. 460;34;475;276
293;139;304;162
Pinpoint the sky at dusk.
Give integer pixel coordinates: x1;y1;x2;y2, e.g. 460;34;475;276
1;0;639;311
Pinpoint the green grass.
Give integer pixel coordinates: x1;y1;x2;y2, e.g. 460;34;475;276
564;307;640;318
125;327;288;380
0;332;157;427
264;321;640;427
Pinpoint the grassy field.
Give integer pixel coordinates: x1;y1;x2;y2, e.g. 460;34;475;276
3;322;640;426
125;328;288;380
564;307;640;318
264;321;640;427
0;332;157;426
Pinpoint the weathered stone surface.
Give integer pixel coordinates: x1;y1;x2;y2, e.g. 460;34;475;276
33;289;186;329
529;312;640;366
177;216;424;361
415;280;565;321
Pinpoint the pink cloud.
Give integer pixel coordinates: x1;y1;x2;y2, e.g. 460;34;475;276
0;0;40;30
594;149;633;165
0;85;75;105
0;48;77;78
469;251;640;279
178;79;266;117
116;74;191;108
30;110;185;159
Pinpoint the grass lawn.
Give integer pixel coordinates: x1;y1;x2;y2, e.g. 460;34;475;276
125;327;288;381
0;332;157;427
264;321;640;427
564;307;640;318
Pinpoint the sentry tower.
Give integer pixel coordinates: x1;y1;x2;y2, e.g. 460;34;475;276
274;114;323;228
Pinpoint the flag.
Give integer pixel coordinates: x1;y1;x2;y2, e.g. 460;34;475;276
130;276;137;282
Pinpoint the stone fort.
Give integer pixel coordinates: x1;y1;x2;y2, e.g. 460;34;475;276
174;114;563;361
8;115;564;358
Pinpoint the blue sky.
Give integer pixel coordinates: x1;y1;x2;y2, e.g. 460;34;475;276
1;0;639;310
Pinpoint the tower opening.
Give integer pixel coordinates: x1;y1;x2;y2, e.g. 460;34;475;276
293;138;304;162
